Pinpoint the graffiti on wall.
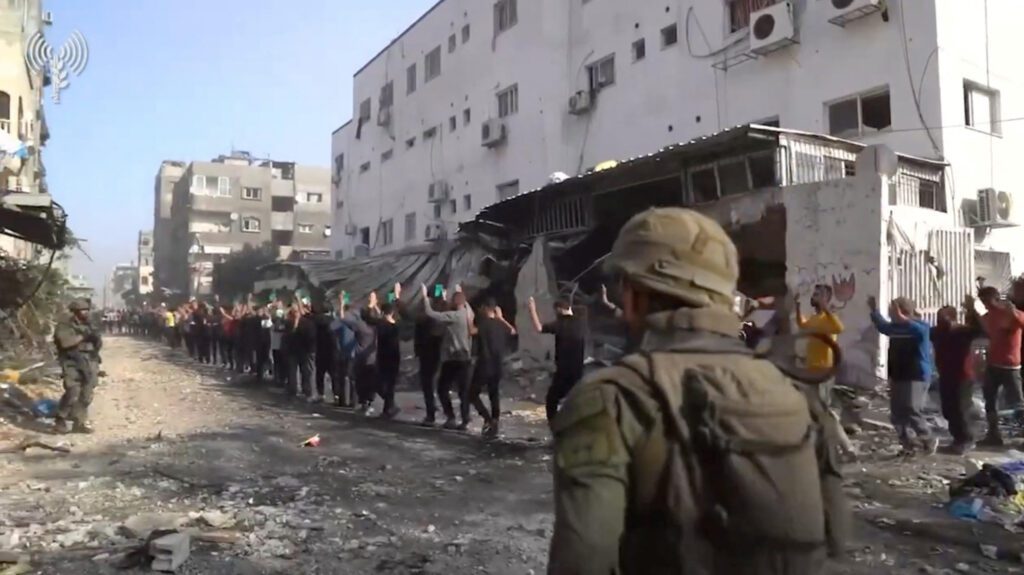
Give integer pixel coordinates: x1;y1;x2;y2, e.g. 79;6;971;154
793;266;857;311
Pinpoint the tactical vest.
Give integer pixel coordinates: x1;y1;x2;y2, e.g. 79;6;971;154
609;333;849;575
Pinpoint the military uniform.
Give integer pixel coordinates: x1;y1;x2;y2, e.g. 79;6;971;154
54;300;102;432
547;208;848;575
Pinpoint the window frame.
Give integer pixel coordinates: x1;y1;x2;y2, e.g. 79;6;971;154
462;24;471;44
406;63;417;94
495;0;519;35
378;218;394;247
241;217;261;233
405;212;417;242
297;223;315;234
242;186;262;201
463;108;472;125
661;24;679;48
727;0;780;34
425;46;442;83
463;194;473;211
359;161;371;174
216;176;231;197
632;38;646;62
305;192;324;204
587;54;616;91
964;80;1001;136
449;116;458;133
448;34;457;54
423;126;438;140
358;98;372;121
381;149;394;162
192;175;206;194
826;87;892;138
497;84;519;118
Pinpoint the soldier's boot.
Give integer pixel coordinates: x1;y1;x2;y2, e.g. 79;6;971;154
72;421;95;434
53;418;73;434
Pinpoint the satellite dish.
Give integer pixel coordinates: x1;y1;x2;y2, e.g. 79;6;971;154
229;213;239;221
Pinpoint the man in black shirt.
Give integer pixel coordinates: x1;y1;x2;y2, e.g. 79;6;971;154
527;297;587;423
312;302;337;402
414;297;445;426
375;301;403;419
469;299;516;438
287;303;317;401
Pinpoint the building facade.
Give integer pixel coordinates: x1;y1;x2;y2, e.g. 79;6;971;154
0;0;50;261
107;263;137;310
331;0;1024;276
152;160;185;292
137;230;153;295
158;152;331;298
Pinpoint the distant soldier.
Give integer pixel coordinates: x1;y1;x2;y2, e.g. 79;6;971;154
53;299;103;434
548;208;848;574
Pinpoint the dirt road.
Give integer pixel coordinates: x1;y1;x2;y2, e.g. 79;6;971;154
1;337;1021;574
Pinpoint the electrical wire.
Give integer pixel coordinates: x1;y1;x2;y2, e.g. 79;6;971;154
897;0;942;157
685;6;746;59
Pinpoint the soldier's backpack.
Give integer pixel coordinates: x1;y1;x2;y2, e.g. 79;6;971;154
615;332;849;574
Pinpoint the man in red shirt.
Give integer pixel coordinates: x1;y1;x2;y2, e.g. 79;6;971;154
977;287;1024;446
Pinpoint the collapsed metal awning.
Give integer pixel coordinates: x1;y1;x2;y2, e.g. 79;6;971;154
0;192;67;250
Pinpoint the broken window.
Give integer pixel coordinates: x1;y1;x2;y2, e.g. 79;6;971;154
661;24;678;48
463;194;472;211
433;203;442;219
718;159;749;196
359;161;371;173
587;54;616;91
379;81;394;110
449;116;457;132
359;227;370;246
495;0;518;35
381;149;393;162
241;217;261;233
632;38;646;62
892;170;947;212
425;46;442;82
727;0;779;33
407;63;417;94
463;108;472;125
0;91;9;121
964;81;1000;134
448;34;457;53
462;24;471;44
272;196;295;212
423;126;438;140
359;99;371;122
690;166;718;203
406;137;416;149
448;199;457;213
747;152;777;188
377;219;394;246
405;212;417;241
497;85;519;118
828;88;891;137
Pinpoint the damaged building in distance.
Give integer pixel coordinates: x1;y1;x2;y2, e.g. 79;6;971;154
330;0;1023;287
153;151;331;299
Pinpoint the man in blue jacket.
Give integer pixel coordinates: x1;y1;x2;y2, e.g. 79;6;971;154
868;295;938;456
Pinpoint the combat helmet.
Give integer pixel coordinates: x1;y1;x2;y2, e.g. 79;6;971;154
68;299;91;312
604;207;739;308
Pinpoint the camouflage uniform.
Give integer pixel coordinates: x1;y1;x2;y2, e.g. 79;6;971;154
54;300;102;432
547;208;848;574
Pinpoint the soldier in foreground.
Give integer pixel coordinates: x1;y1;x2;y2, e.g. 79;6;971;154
547;208;848;574
53;299;103;434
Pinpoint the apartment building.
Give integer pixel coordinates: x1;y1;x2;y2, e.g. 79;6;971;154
158;152;331;298
0;0;50;261
152;160;185;291
332;0;1024;279
107;263;137;309
137;230;153;295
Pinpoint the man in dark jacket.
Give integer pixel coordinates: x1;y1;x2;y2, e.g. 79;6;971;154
312;302;337;403
339;292;380;415
931;296;982;454
287;303;317;401
869;295;937;455
414;296;445;425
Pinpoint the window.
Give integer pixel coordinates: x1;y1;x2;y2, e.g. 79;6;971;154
449;116;457;132
728;0;778;33
192;175;206;193
272;196;295;212
297;223;314;234
587;55;616;91
0;91;8;120
359;98;371;121
425;46;442;82
381;149;394;162
141;277;150;287
360;161;371;173
632;38;646;62
964;81;1000;134
495;0;518;34
405;212;417;241
333;154;345;178
359;227;370;246
380;81;394;109
407;63;417;94
661;24;678;48
305;192;323;203
242;187;262;201
377;218;394;246
496;179;520;201
462;24;471;44
463;108;472;125
690;167;719;203
463;194;472;211
405;137;416;149
448;199;457;213
216;176;231;197
448;34;457;53
424;126;438;140
433;203;442;219
497;84;519;118
827;88;891;137
241;217;261;233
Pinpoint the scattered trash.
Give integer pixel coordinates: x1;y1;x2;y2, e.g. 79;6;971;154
31;399;57;418
979;543;998;560
300;434;320;448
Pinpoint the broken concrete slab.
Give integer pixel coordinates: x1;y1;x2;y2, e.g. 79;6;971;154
149;532;189;572
118;513;187;540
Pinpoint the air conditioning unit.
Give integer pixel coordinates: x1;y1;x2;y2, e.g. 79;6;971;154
976;188;1017;228
344;223;358;236
481;118;508;148
42;11;53;25
568;90;592;116
749;1;797;56
424;223;445;241
428;180;451;203
828;0;882;27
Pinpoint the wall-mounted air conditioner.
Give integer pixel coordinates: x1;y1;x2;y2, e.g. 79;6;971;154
828;0;882;27
569;90;592;115
976;188;1017;228
749;1;797;56
428;180;451;203
481;119;508;148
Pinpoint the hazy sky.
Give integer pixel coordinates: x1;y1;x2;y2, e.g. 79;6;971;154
43;0;436;289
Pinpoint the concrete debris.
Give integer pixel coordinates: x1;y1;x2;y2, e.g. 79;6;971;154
120;513;188;540
197;510;235;529
149;532;190;572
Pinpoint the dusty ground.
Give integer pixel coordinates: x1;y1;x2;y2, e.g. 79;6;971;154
0;337;1023;574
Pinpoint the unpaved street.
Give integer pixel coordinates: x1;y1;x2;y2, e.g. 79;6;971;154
1;337;1023;574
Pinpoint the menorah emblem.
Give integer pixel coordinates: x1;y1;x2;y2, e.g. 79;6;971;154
25;30;90;104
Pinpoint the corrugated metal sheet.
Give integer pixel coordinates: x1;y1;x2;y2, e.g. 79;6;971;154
888;228;974;324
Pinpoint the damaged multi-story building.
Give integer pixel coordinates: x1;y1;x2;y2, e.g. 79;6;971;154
0;0;64;261
137;230;153;296
330;0;1023;287
153;152;331;298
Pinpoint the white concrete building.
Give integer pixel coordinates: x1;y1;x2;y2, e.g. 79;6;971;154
331;0;1023;280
